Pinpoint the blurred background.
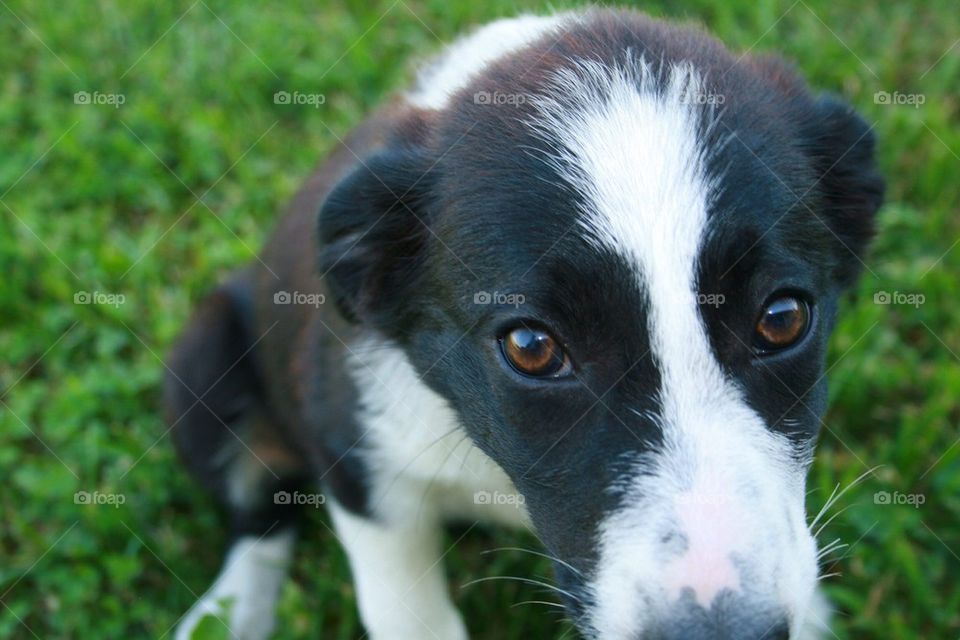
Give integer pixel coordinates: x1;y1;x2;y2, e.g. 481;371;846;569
0;1;957;638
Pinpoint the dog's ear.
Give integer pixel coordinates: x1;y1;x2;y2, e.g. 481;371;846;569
318;147;434;326
802;95;885;287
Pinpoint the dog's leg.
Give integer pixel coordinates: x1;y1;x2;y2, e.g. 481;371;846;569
329;500;468;640
171;418;305;640
175;528;295;640
166;274;308;640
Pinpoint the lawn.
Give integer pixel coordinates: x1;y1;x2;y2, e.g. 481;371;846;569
1;0;958;638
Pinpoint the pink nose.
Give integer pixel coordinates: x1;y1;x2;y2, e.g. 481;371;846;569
663;490;749;607
663;543;741;607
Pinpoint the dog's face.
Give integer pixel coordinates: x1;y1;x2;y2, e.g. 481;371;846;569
320;12;883;639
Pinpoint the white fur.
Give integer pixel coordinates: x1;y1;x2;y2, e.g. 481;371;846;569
322;340;533;640
329;500;468;640
407;14;570;110
528;58;818;637
177;530;295;640
224;441;271;510
797;589;832;640
348;338;531;530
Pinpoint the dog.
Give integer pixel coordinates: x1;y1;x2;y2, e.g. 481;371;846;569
165;8;883;639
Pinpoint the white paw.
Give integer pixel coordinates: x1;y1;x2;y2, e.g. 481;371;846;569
365;609;469;640
176;531;294;640
175;592;276;640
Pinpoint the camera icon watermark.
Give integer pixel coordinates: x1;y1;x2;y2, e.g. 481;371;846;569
473;90;527;107
273;90;326;108
873;490;925;508
273;490;326;508
74;490;126;508
874;290;925;308
74;290;125;308
74;90;126;109
473;290;525;308
474;490;526;508
874;90;925;109
273;290;325;307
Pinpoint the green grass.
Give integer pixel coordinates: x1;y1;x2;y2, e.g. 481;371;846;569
1;0;958;637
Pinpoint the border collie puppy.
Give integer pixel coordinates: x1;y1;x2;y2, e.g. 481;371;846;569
166;8;883;640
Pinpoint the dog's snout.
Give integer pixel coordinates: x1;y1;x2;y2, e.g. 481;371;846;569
650;590;790;640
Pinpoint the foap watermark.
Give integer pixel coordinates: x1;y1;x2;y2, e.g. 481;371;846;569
874;90;925;109
74;290;125;308
74;90;125;108
874;290;925;308
681;89;725;106
74;490;126;508
274;90;326;108
274;490;326;508
474;490;526;508
274;290;326;307
473;90;527;107
874;490;925;508
697;292;726;308
473;291;525;308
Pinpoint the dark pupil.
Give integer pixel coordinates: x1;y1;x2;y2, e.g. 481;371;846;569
507;328;562;374
762;298;802;339
513;328;547;354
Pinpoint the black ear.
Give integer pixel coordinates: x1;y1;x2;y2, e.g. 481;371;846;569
318;147;434;326
803;95;885;286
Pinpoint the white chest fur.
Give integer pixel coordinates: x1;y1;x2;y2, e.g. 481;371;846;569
347;338;530;529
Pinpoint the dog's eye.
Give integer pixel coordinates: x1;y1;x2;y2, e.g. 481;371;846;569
500;327;570;377
754;295;810;353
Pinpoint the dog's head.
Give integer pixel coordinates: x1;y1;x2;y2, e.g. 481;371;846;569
319;10;883;639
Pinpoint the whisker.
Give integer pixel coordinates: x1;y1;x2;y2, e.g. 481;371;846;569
809;466;880;530
416;432;472;523
815;503;856;540
370;425;463;511
817;537;845;554
481;546;584;577
817;538;848;560
511;600;567;609
460;575;581;603
810;483;841;531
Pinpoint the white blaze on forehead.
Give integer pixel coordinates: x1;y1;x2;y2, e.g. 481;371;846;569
529;58;815;636
407;14;571;110
529;56;739;422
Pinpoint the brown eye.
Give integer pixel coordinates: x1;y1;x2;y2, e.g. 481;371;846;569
754;296;810;353
500;327;570;377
